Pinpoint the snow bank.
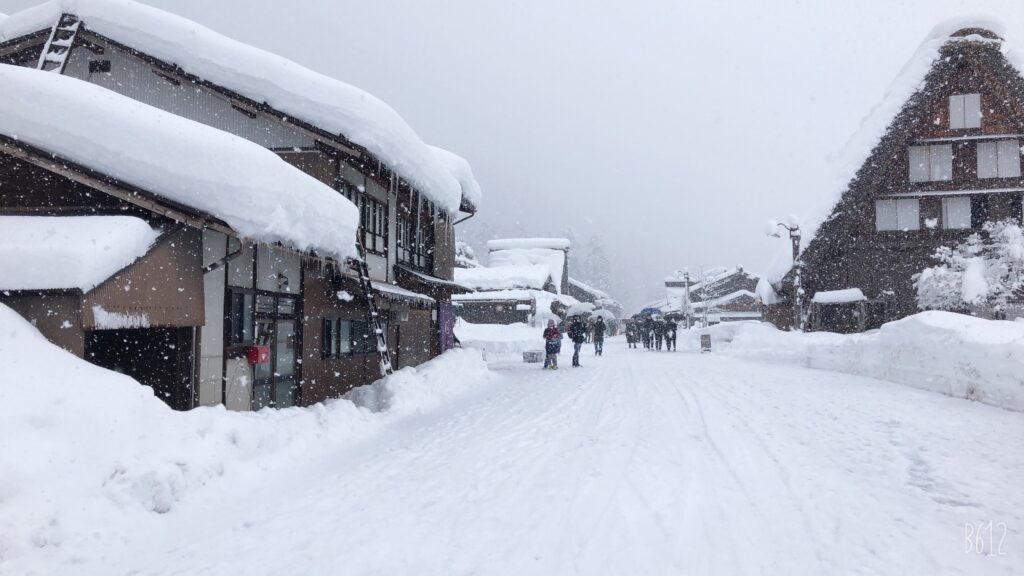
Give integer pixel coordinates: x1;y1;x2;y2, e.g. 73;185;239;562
0;64;358;259
454;320;542;360
0;215;159;291
0;302;492;572
455;264;552;290
682;312;1024;411
0;0;467;212
347;348;493;414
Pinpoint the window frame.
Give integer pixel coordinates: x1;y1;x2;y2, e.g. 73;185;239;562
977;139;1021;179
949;93;982;130
941;196;972;230
875;198;920;232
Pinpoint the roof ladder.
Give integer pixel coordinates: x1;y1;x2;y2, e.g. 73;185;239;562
352;241;394;378
37;14;81;74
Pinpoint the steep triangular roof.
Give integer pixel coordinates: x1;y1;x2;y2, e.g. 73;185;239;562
763;15;1024;289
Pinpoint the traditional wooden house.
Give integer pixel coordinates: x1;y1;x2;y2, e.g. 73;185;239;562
0;1;481;408
566;277;623;319
759;18;1024;332
453;238;577;325
664;267;761;326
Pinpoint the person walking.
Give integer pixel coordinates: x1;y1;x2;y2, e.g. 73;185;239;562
665;318;678;351
593;316;606;356
567;315;587;367
625;321;636;349
653;317;665;351
642;316;653;349
542;319;562;370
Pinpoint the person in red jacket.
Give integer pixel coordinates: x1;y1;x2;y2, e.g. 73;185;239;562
542;319;562;370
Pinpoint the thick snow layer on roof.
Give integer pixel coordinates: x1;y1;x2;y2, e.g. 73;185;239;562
488;245;567;294
0;0;465;212
486;238;571;251
454;288;579;308
0;65;358;259
568;277;609;299
0;216;159;291
689;289;758;310
371;281;434;304
763;14;1014;285
454;265;551;291
812;288;866;304
755;277;780;305
429;146;482;210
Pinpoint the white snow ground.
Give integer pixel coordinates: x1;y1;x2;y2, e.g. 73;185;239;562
2;315;1022;575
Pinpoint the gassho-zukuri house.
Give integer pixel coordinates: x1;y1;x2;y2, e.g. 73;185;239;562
453;238;580;326
758;17;1024;333
0;0;482;410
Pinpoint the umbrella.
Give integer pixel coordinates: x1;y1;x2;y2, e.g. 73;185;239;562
638;307;662;316
593;309;616;321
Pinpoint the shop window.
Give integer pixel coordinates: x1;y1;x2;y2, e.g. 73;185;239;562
362;197;387;254
228;290;254;345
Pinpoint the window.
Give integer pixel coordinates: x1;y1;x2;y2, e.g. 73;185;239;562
228;290;254;345
941;197;971;229
88;60;111;74
908;145;953;182
949;94;982;129
977;140;1021;179
875;198;920;231
322;318;360;357
362;197;387;254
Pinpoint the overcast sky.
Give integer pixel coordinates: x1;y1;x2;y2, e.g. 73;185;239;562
5;0;1024;310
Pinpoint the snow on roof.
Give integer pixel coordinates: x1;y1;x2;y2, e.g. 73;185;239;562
0;0;468;212
454;265;551;291
371;281;434;304
428;146;482;210
486;238;571;251
0;215;160;291
688;289;757;310
812;288;866;304
763;14;1014;285
486;241;568;294
755;277;780;305
453;288;579;309
566;302;595;317
0;65;358;259
568;277;609;299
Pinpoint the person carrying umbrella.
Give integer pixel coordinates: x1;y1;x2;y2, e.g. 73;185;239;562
593;316;606;356
567;315;587;367
653;317;665;351
665;317;678;351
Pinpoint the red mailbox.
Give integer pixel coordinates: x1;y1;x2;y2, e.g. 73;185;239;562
246;345;270;365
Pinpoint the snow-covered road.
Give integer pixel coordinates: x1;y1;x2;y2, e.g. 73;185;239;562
109;338;1022;575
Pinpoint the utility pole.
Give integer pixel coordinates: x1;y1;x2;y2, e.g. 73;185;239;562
683;270;691;329
768;220;803;331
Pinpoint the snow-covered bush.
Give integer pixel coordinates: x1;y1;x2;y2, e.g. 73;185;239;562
914;219;1024;314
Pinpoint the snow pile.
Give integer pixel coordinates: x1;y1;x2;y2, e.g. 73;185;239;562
682;312;1024;411
0;303;493;572
0;0;468;211
0;215;159;291
565;302;595;317
0;65;358;259
454;320;542;360
455;264;552;291
91;305;150;329
428;146;482;210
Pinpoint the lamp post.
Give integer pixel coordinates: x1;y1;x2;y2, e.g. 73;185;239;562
683;270;691;329
768;220;803;331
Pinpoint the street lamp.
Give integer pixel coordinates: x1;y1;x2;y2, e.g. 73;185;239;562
673;268;692;329
766;218;803;331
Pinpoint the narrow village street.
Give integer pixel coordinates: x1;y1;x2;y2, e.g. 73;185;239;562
99;337;1023;576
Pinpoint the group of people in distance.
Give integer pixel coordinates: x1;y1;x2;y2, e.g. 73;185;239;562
625;316;677;351
541;315;607;370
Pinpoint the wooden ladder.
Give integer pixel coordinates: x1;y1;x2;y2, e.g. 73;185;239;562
37;14;81;74
352;242;394;377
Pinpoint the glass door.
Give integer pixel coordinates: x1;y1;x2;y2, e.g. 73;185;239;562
253;319;275;410
273;319;297;407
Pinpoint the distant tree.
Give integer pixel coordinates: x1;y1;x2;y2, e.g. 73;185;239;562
455;240;482;268
914;219;1024;314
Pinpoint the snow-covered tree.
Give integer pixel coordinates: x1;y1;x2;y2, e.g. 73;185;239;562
914;219;1024;313
455;240;482;268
